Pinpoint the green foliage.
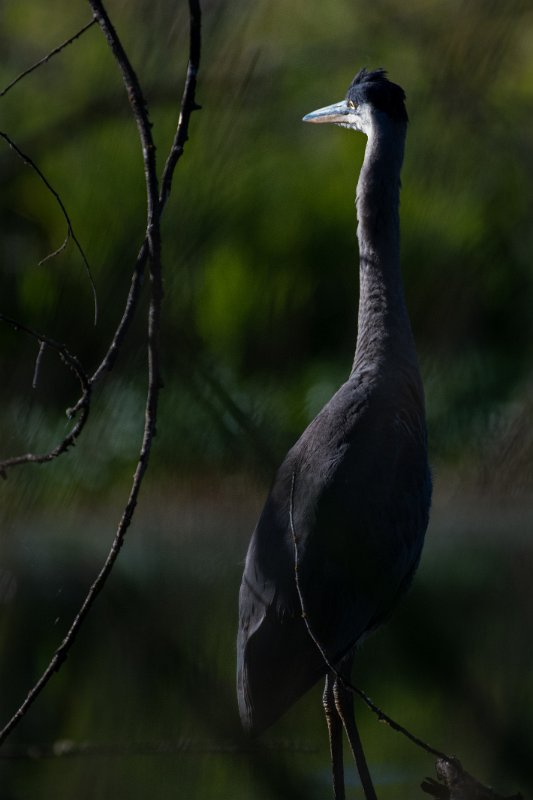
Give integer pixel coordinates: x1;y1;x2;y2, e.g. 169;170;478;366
1;0;533;478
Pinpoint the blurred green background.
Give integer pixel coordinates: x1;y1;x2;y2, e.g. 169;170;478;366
1;0;532;798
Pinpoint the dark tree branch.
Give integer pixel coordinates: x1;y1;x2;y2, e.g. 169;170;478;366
70;0;202;412
160;0;202;208
0;17;97;99
0;0;202;748
79;0;202;391
1;3;202;405
86;243;148;387
0;314;91;477
0;130;98;324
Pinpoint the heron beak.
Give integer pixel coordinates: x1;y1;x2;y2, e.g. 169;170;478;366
302;100;349;125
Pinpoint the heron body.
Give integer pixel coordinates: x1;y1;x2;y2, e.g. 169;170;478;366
237;69;431;799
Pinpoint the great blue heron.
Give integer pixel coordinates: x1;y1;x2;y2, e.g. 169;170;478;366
237;68;431;800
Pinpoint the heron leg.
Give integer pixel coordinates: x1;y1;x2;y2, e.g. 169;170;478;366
333;674;378;800
323;672;345;799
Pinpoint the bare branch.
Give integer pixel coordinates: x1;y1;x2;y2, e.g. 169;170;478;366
0;130;98;324
0;18;97;99
72;0;203;402
0;314;91;476
0;0;202;747
160;0;202;208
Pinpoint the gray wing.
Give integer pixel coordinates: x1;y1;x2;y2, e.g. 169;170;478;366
237;376;431;734
237;453;327;734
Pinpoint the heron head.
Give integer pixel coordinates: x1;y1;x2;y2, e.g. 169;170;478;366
302;68;408;134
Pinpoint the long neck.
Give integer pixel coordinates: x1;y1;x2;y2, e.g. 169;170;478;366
352;118;417;376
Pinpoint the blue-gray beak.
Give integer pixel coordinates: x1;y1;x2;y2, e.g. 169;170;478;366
302;100;349;124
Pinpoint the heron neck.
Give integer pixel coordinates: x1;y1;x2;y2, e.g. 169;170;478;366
352;120;416;376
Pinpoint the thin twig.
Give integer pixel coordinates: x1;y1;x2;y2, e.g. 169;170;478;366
159;0;202;208
0;130;98;324
83;244;147;388
32;340;47;390
0;18;97;99
288;470;450;762
38;232;70;265
0;315;90;476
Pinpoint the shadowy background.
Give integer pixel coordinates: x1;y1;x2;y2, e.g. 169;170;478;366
0;0;532;797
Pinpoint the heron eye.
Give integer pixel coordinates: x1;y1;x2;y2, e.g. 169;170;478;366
347;100;357;110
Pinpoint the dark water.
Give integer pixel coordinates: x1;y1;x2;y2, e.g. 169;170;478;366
0;475;532;799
